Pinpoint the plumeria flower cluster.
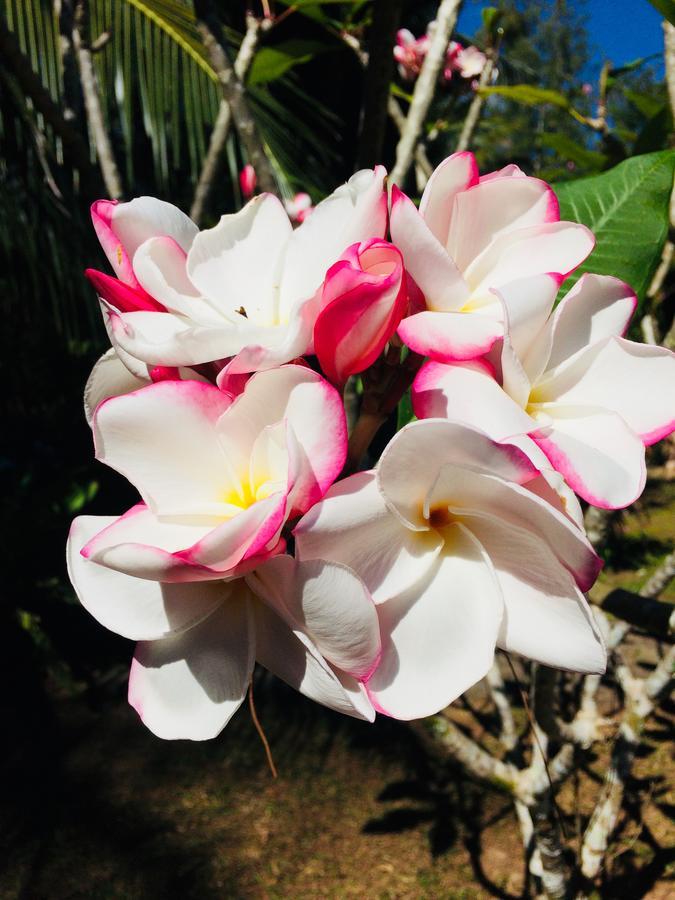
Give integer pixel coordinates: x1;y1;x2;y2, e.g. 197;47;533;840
394;27;486;84
69;151;675;741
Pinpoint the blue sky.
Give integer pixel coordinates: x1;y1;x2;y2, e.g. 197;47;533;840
457;0;665;80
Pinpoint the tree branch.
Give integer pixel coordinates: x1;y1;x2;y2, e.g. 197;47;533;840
190;14;269;224
72;0;123;198
455;52;496;153
390;0;463;186
194;0;278;197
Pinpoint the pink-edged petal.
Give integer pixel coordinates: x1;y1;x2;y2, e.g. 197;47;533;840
447;175;559;272
246;555;380;679
412;359;535;436
464;222;595;299
366;523;502;720
279;166;387;318
546;274;638;370
220;365;347;513
187;193;291;320
465;514;606;673
84;348;149;425
532;406;647;509
86;268;166;312
418;151;479;247
252;599;375;721
295;471;443;604
93;379;233;515
377;419;539;531
537;337;675;446
129;592;255;740
505;434;585;529
68;515;225;639
132;237;226;325
389;186;469;312
494;273;560;363
426;462;601;590
397;310;503;362
500;337;532;408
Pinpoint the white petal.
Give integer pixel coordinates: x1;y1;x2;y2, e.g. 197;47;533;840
279;167;387;317
426;463;601;590
112;196;198;259
537;337;675;445
464;222;594;300
447;175;559;273
546;274;637;370
295;471;443;604
252;599;375;721
187;194;291;322
68;515;224;639
377;419;539;530
133;237;226;325
419;151;479;247
366;524;503;720
128;592;255;740
389;187;469;311
84;348;148;425
247;555;380;679
466;514;606;673
219;365;347;513
93;380;234;515
532;405;647;509
495;273;560;364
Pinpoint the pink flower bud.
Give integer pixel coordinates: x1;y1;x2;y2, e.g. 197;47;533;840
314;239;407;386
239;164;257;199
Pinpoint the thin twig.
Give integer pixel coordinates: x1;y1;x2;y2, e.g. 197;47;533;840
190;14;269;224
455;50;496;153
194;0;278;196
72;0;124;198
390;0;463;186
249;675;278;779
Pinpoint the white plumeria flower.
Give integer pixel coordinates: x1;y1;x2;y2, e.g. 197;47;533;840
87;167;387;380
391;152;594;362
295;419;606;720
413;273;675;509
67;365;381;738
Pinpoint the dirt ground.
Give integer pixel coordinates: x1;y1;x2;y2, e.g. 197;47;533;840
1;479;673;900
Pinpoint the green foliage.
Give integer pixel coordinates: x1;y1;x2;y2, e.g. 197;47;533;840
479;83;586;124
555;151;675;304
540;133;608;172
248;39;329;86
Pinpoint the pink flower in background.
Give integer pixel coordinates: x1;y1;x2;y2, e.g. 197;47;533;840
454;44;487;79
284;191;313;223
391;151;594;363
66;365;381;738
393;28;429;81
85;167;387;377
296;419;605;720
239;163;257;199
412;273;675;509
314;239;407;387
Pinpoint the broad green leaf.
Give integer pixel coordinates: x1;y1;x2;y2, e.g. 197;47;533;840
554;151;675;304
634;103;673;154
648;0;675;26
248;40;328;85
623;87;665;118
607;53;661;83
479;84;587;124
540;133;608;171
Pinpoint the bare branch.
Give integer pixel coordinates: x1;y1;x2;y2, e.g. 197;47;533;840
190;14;269;225
194;0;278;197
486;659;517;751
72;0;124;198
455;52;496;153
390;0;463;186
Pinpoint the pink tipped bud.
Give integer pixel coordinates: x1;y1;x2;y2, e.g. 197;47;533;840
314;239;408;387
